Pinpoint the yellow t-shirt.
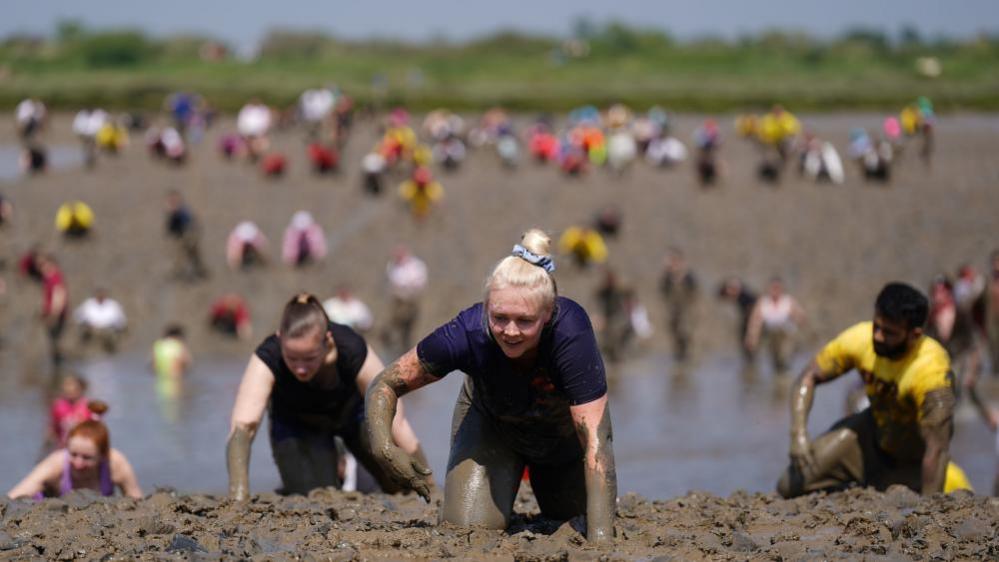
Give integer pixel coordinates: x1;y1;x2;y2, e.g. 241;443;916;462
815;321;952;457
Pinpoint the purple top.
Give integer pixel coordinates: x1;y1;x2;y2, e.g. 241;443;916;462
59;450;114;497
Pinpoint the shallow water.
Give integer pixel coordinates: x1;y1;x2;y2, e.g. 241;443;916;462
0;145;85;182
1;349;993;498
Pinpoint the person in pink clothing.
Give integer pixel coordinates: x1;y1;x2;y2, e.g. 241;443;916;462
281;211;327;267
46;373;95;451
226;221;269;270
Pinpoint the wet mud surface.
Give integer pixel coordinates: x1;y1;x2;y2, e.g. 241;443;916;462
2;486;996;560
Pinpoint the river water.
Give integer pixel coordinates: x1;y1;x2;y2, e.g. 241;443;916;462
1;350;993;498
0;145;85;183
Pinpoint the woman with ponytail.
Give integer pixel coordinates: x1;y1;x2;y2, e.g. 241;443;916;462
366;228;618;543
8;401;142;499
226;293;427;500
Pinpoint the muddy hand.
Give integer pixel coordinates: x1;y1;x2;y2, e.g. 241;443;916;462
379;444;433;501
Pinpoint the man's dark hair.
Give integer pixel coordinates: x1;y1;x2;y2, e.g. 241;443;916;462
875;282;928;329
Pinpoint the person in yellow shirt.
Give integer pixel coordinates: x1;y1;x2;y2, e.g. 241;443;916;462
777;282;964;498
55;201;94;238
558;226;608;268
398;166;443;222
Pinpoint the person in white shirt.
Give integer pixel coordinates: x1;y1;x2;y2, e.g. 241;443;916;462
236;99;272;160
745;277;807;375
381;246;427;353
323;286;374;333
72;109;108;168
73;288;127;353
299;87;335;139
15;98;46;142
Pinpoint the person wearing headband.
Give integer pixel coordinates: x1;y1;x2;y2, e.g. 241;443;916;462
366;228;617;543
226;293;428;500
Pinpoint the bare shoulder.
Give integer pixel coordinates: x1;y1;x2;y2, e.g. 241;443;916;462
108;448;134;471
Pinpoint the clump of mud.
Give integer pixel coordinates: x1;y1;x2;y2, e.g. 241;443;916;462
2;486;996;560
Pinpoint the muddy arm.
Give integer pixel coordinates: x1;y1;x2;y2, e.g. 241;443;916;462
226;355;275;501
355;345;424;456
571;395;617;544
919;386;955;494
365;348;440;500
789;359;843;469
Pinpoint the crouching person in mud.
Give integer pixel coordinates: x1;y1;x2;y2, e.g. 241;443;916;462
777;282;970;498
226;293;429;499
365;228;618;543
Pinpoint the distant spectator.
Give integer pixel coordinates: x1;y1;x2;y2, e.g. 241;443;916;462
19;146;47;174
717;277;759;361
660;248;699;362
226;221;268;271
261;153;287;177
37;254;69;366
55;201;94;239
18;245;43;283
361;152;386;195
165;191;208;281
281;211;327;267
237;99;272;160
323;286;374;333
381;246;427;352
72;108;108;168
745;277;807;375
15;98;47;142
558;226;607;268
73;288;127;353
152;324;192;379
307;143;338;174
46;373;95;451
210;293;252;340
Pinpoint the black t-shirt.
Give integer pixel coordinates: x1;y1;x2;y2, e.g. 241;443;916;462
417;296;606;460
255;321;369;430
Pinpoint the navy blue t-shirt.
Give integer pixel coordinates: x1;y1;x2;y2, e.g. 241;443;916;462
417;296;606;459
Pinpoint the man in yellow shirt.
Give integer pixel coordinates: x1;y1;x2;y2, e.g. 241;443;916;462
777;282;957;497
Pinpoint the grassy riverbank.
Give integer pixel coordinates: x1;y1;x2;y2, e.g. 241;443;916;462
2;23;998;111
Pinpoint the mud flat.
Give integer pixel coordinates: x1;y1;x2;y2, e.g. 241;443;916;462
1;486;996;560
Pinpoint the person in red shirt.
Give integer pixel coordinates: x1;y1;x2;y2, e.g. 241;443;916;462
210;293;252;340
38;254;68;366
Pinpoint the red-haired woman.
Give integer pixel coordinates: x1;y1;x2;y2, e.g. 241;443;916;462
7;402;142;499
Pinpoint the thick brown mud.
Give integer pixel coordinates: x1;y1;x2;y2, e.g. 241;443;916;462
2;486;996;560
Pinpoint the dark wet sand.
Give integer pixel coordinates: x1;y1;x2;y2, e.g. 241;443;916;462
1;113;998;559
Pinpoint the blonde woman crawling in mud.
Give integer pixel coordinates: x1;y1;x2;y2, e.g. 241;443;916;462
366;228;618;543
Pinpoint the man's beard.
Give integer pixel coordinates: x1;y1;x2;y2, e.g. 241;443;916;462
873;340;908;359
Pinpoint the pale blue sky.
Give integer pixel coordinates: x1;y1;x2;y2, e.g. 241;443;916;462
5;0;997;54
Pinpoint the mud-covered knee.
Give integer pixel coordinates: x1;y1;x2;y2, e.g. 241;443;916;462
440;499;509;530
